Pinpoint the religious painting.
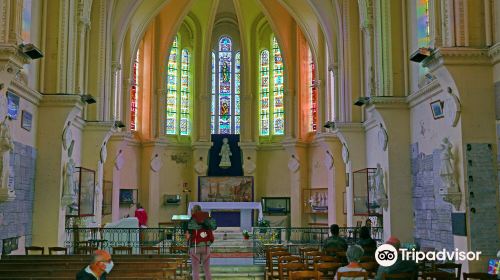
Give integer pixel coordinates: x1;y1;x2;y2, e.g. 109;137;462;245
6;91;20;120
21;110;32;131
119;189;136;205
76;167;95;216
430;100;444;119
198;176;253;202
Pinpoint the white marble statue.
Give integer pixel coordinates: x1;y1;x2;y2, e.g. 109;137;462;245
0;117;14;190
374;163;388;210
194;157;208;175
62;157;77;209
439;137;459;193
219;138;232;168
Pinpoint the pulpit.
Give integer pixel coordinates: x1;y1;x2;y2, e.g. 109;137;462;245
188;202;263;231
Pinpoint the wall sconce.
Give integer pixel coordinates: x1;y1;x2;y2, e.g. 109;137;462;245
410;47;432;63
20;43;44;59
323;121;335;129
354;97;371;106
114;121;126;128
81;94;96;104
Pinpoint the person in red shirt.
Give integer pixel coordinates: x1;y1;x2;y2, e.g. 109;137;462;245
134;203;148;228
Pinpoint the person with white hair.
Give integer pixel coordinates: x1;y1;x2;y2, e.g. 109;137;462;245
335;245;366;280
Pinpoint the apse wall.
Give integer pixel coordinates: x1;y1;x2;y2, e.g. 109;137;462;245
0;82;39;256
408;82;465;263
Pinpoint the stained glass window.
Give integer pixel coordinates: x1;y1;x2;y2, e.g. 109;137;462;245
180;49;190;135
259;50;270;136
259;36;285;137
309;48;318;132
417;0;430;48
235;51;241;134
130;51;139;131
272;36;285;135
211;52;216;134
166;36;191;136
211;36;240;134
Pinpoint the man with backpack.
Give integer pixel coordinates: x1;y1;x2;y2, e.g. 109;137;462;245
187;205;217;280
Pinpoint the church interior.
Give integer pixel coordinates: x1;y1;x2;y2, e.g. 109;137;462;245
0;0;499;278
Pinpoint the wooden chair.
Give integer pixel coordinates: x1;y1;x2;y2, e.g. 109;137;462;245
337;271;368;280
140;246;160;254
433;263;462;280
289;270;322;280
75;245;97;255
279;262;307;280
267;251;292;279
169;245;188;254
421;271;455;280
25;246;44;255
300;247;320;259
313;262;342;279
313;255;340;264
112;246;132;255
48;246;67;255
381;272;416;280
304;251;325;268
279;255;302;264
463;273;496;280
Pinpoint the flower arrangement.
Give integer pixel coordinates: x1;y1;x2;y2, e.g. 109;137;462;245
242;230;250;239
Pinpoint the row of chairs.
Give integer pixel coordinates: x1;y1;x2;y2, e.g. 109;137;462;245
25;245;189;255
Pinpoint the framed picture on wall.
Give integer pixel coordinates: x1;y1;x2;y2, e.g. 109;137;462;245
430;100;444;119
77;167;96;216
21;110;32;131
6;91;20;120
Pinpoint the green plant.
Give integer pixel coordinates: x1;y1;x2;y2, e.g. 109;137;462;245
257;219;270;227
242;230;250;238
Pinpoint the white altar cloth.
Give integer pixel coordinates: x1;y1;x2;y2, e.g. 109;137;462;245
187;202;263;231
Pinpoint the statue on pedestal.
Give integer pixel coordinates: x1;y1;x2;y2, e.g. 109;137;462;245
373;163;388;211
0;117;14;190
218;138;232;168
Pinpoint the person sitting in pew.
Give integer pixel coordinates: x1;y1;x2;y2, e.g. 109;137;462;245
76;250;114;280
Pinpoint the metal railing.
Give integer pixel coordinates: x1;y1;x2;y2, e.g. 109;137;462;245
251;226;383;264
64;227;188;255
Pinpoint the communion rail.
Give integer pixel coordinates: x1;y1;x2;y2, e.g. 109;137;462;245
64;227;185;255
251;226;384;264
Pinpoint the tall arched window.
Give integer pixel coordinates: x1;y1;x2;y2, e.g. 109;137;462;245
211;36;240;134
130;51;139;131
417;0;430;48
166;36;191;135
259;36;285;136
308;48;318;132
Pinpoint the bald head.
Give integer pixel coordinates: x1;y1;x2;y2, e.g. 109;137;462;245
91;250;111;264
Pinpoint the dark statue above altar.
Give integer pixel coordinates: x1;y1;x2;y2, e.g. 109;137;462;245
208;134;242;176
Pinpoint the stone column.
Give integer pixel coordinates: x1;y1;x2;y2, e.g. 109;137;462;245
333;123;366;227
282;139;307;226
192;142;212;206
81;122;115;226
32;95;84;246
365;97;412;242
316;133;346;226
140;140;168;227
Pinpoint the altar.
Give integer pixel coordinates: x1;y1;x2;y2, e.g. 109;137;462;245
187;202;263;231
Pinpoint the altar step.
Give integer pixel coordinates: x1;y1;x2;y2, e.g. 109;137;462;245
211;229;254;254
198;264;265;280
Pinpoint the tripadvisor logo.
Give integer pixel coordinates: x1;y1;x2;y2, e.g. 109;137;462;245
375;244;398;267
375;244;482;267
